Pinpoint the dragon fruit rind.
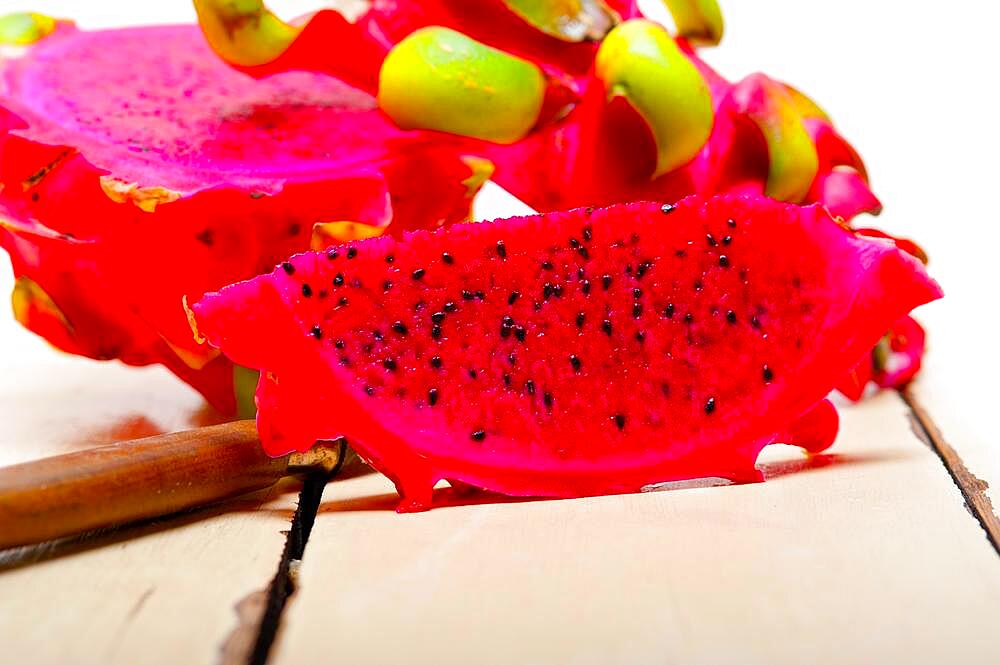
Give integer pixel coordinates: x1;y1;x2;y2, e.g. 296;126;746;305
193;195;941;511
0;20;488;413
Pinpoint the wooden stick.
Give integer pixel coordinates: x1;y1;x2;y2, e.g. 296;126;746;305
0;420;341;550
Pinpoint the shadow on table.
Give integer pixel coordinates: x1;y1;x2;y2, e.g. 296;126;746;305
316;449;909;514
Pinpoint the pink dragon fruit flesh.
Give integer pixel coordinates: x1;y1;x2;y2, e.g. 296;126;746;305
192;194;941;511
0;19;489;414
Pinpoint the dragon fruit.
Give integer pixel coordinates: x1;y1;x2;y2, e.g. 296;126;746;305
0;18;487;413
192;195;941;511
194;1;918;396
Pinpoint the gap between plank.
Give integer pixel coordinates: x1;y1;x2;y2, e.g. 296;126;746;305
245;442;347;665
901;388;1000;556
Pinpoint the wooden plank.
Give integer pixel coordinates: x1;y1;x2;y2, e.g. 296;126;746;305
272;393;1000;664
0;266;299;664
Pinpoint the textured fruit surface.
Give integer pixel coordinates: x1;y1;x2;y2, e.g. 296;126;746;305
0;23;484;413
194;195;941;510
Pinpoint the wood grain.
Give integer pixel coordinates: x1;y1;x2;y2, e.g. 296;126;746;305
272;393;1000;664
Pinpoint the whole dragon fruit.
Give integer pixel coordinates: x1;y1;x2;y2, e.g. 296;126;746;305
193;0;923;397
0;14;488;414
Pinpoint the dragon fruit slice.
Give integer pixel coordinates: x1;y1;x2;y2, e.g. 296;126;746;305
192;195;941;511
0;20;487;413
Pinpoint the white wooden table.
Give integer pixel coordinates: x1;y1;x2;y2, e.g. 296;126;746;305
1;1;999;663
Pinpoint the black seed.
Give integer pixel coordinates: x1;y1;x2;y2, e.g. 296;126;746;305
384;254;394;264
383;280;393;292
288;223;301;236
346;247;357;259
392;321;408;336
502;315;514;328
525;380;535;395
311;325;322;340
602;274;612;290
636;262;652;279
500;326;511;339
428;388;439;406
727;218;737;228
333;273;344;287
326;249;338;260
612;414;626;430
675;250;687;258
431;311;446;324
508;291;520;305
719;255;730;268
339;356;351;366
633;288;642;299
430;355;442;368
705;397;717;415
625;265;633;275
684;312;694;323
338;296;349;307
570;237;580;249
543;283;554;300
583;226;593;242
30;191;40;203
364;385;375;396
661;383;671;397
334;339;345;349
542;260;553;270
301;284;313;298
471;430;486;442
441;252;454;264
412;268;426;280
663;304;675;319
508;352;517;366
726;310;737;324
632;302;643;318
543;392;554;409
382;358;397;371
582;280;592;294
503;374;512;386
281;262;295;275
372;330;384;342
602;319;613;336
694;280;703;291
635;331;646;343
751;316;762;329
474;290;485;300
431;325;442;340
552;284;563;298
468;368;478;379
196;229;214;246
585;207;594;216
722;235;732;245
414;300;426;311
496;240;507;259
576;312;586;328
462;290;475;301
577;246;590;260
443;301;457;313
660;203;676;215
763;364;774;383
514;326;527;342
706;233;718;247
569;355;582;372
